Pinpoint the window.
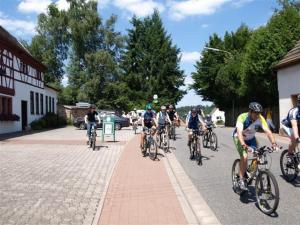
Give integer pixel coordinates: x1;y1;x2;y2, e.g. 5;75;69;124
52;98;55;113
40;94;44;115
35;92;39;115
30;91;34;115
0;96;12;115
37;71;41;80
20;61;28;74
46;96;48;113
49;97;52;113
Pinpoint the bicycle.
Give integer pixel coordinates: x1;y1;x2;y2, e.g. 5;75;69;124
157;124;170;152
202;123;218;151
132;119;138;134
143;127;158;160
89;124;97;151
280;146;300;182
189;129;202;165
169;121;176;140
231;146;280;215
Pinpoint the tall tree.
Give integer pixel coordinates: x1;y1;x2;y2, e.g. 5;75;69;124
121;11;185;108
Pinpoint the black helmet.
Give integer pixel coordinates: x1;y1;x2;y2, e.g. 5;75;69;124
249;102;263;113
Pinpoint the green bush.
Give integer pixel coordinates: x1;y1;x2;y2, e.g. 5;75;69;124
216;120;225;125
30;113;67;130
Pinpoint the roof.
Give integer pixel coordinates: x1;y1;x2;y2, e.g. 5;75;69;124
45;84;60;92
0;26;47;71
275;40;300;70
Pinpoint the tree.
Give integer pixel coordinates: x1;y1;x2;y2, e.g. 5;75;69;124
240;4;300;106
121;11;185;109
192;25;252;110
25;3;69;83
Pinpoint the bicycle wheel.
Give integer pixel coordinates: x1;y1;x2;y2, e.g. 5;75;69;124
202;133;208;148
189;139;195;160
280;149;298;182
196;138;202;165
149;137;158;160
231;159;240;193
92;136;96;150
210;132;218;151
255;170;279;215
173;127;176;140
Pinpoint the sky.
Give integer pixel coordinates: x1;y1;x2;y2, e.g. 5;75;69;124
0;0;279;107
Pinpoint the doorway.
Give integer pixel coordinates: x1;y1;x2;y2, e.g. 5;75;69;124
21;101;28;131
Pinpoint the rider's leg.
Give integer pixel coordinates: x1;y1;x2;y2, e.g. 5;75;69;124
140;132;145;149
233;137;248;179
188;130;192;146
86;123;91;142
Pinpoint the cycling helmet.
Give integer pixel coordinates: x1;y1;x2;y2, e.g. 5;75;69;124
134;108;137;111
297;95;300;103
146;105;152;110
249;102;263;113
90;104;96;109
161;106;166;110
169;105;174;109
191;108;197;113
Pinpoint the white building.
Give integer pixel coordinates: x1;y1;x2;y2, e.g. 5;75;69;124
275;40;300;128
0;26;58;134
210;108;225;124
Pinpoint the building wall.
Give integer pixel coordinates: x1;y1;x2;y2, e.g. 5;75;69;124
211;108;225;123
277;64;300;127
0;82;58;134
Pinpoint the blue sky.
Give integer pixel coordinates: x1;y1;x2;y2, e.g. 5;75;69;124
0;0;278;107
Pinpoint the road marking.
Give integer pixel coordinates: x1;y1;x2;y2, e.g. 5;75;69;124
163;149;222;225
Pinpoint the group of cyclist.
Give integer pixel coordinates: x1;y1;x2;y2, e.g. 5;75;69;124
139;104;179;156
83;95;300;192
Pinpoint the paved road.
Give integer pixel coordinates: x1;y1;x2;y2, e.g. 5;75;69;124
0;127;134;225
171;126;300;225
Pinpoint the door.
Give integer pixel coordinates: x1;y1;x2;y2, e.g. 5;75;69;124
21;101;27;131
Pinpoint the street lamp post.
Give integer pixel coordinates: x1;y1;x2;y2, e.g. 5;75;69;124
203;46;235;125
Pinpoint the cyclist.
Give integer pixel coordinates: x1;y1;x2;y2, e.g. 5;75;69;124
233;102;278;191
84;105;100;144
168;105;179;125
281;95;300;160
186;108;206;151
131;108;140;126
141;105;156;156
156;105;172;137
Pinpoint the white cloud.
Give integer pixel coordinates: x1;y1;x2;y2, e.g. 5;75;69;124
180;51;201;63
18;0;70;14
18;0;52;14
232;0;254;8
109;0;165;17
0;13;36;35
184;75;194;86
62;74;69;86
56;0;70;11
168;0;231;21
201;24;209;28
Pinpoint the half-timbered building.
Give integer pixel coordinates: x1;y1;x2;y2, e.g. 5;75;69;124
0;26;58;134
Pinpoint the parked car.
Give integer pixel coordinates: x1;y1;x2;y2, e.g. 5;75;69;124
73;114;129;130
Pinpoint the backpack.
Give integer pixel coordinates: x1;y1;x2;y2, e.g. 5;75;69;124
281;108;295;128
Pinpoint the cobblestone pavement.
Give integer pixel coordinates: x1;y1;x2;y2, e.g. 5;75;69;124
0;126;135;225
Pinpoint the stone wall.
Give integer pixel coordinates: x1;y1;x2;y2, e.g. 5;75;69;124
57;105;89;121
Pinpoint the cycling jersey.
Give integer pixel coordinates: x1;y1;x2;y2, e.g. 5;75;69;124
157;112;171;125
168;111;176;121
143;111;155;128
233;112;269;141
282;107;300;128
187;114;204;130
86;111;99;123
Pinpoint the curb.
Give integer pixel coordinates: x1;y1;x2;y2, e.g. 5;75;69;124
162;150;221;225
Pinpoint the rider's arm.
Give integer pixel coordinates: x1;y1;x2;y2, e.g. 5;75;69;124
155;113;159;127
291;119;299;140
236;115;246;147
96;114;101;124
198;115;206;128
167;114;172;124
84;115;88;124
185;112;190;127
260;115;276;146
